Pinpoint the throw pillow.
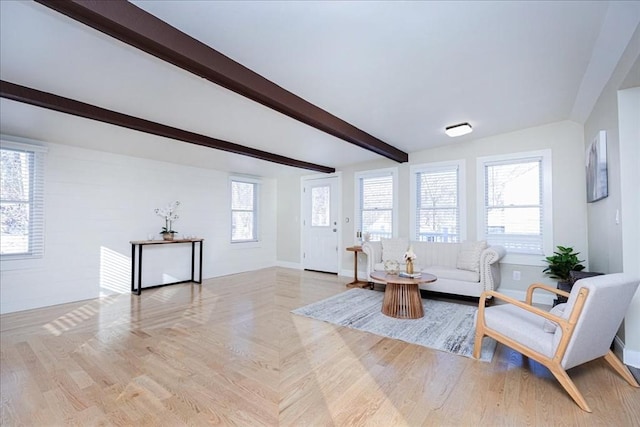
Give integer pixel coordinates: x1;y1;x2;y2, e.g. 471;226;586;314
381;238;409;263
543;303;566;333
456;240;487;273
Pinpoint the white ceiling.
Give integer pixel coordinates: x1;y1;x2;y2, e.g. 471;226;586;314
1;1;638;177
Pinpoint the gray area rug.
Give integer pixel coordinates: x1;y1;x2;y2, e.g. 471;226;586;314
292;288;496;362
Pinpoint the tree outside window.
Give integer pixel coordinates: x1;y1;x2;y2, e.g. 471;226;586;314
478;150;552;260
415;166;460;242
357;172;395;241
231;179;258;242
0;142;46;259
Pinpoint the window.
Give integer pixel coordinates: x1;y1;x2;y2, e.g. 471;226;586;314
410;160;465;242
355;168;397;241
230;177;259;242
0;139;46;259
311;185;330;227
478;150;552;263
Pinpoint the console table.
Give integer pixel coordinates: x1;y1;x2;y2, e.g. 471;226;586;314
130;238;204;295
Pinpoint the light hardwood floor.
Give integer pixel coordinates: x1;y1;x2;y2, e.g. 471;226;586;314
1;268;639;426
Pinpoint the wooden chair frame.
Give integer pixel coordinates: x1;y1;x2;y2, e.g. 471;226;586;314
473;283;639;412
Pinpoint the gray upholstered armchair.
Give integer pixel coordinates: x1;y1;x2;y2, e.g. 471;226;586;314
473;273;640;412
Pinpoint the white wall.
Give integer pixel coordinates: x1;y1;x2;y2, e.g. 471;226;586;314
276;177;301;266
414;121;588;298
618;86;640;365
583;24;639;365
0;142;277;314
277;120;588;301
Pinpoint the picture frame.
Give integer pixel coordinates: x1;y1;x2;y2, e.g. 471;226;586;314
586;130;608;203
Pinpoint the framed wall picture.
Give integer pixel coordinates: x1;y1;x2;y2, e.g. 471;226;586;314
586;130;608;203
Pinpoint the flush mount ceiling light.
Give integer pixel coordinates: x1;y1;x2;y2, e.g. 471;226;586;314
445;122;473;137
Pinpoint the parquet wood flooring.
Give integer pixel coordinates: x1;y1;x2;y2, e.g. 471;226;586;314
1;267;639;426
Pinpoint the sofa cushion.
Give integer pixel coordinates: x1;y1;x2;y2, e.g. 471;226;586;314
373;263;481;283
381;238;409;262
373;262;480;283
456;240;487;272
421;266;480;283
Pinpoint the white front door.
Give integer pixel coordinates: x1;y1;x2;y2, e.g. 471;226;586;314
302;176;339;273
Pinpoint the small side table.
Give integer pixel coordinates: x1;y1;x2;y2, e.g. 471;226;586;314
345;246;372;289
370;271;437;319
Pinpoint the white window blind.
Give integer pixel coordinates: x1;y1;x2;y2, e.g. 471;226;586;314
414;165;460;242
0;141;46;259
358;172;394;241
483;157;543;254
230;178;258;242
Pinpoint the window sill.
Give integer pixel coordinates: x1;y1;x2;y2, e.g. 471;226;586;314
0;256;44;271
500;253;546;266
230;241;262;249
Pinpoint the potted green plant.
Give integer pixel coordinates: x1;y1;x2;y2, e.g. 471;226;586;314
543;245;585;284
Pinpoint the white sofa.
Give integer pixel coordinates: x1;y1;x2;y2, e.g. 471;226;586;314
361;238;506;300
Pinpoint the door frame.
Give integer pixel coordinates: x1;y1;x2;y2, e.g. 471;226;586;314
300;172;343;274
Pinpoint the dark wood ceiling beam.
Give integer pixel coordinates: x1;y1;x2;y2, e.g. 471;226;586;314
0;80;335;174
34;0;408;163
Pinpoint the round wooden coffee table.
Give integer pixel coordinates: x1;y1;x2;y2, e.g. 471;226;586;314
370;271;437;319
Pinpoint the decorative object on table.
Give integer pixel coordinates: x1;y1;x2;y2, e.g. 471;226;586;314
586;130;608;203
154;201;180;240
404;245;417;274
383;259;400;275
292;288;497;362
399;271;422;278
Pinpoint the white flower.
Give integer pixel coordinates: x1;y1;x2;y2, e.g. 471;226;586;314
404;245;417;262
155;201;180;233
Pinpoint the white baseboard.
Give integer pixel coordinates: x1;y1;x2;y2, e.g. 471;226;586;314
624;348;640;368
619;338;640;368
340;269;368;280
498;289;556;306
613;335;640;368
276;261;302;270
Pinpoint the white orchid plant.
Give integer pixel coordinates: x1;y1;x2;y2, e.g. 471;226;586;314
154;201;180;235
404;245;417;263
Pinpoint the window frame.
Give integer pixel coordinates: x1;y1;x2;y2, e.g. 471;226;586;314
354;167;398;241
477;149;553;265
410;160;466;243
0;137;47;260
229;176;260;244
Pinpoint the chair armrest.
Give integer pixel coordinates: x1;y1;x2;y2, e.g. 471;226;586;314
525;283;570;305
361;241;382;281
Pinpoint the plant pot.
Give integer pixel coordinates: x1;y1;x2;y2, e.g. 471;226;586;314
554;279;572;306
162;232;174;241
